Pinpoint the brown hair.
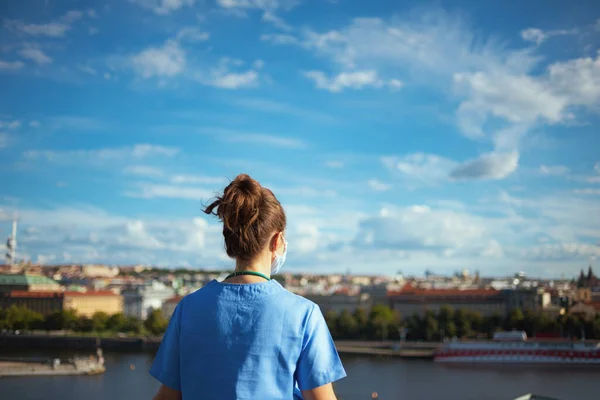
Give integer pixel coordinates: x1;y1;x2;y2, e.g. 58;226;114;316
203;173;286;262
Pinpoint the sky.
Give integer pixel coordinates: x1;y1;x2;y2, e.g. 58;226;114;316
0;0;599;278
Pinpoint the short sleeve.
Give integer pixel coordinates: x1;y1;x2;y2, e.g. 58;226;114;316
295;304;346;391
149;302;182;391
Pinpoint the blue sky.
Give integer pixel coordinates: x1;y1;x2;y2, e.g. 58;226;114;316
0;0;599;277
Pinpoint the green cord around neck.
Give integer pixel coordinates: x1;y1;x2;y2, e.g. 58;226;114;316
225;270;271;281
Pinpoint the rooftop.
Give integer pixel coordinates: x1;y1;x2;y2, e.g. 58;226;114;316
0;273;60;286
63;290;119;297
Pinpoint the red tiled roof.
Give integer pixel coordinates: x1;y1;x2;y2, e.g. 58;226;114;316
9;291;64;298
388;283;499;297
63;291;119;297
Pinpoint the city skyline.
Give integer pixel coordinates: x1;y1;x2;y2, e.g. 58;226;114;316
1;1;599;276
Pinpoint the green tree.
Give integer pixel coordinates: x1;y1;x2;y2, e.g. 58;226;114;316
368;305;400;341
123;316;143;334
437;305;455;339
144;309;168;335
44;310;78;331
3;306;43;330
106;313;127;331
336;310;358;339
91;311;109;332
454;309;472;338
353;308;369;339
424;312;439;341
324;310;338;338
483;313;503;338
75;316;94;332
593;317;600;340
505;308;525;331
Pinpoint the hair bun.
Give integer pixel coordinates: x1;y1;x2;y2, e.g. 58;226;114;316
203;173;286;261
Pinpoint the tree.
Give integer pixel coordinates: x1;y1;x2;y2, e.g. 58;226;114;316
91;312;109;332
44;310;78;331
505;308;525;331
454;309;472;338
437;306;454;339
75;316;94;332
353;308;369;339
324;310;338;338
368;305;400;341
424;313;439;342
144;309;168;335
106;313;127;331
123;316;143;334
3;306;43;330
336;310;358;339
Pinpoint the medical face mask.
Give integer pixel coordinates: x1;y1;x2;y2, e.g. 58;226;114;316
271;238;287;275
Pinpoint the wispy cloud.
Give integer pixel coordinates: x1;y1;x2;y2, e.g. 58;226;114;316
4;10;83;37
540;165;570;176
232;97;339;124
368;179;391;191
130;40;186;79
303;70;402;92
196;57;262;89
198;127;306;148
450;151;519;180
125;183;214;200
24;144;180;164
520;27;578;45
129;0;196;15
18;48;52;65
0;60;24;70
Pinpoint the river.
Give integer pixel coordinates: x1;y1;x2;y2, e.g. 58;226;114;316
0;352;598;400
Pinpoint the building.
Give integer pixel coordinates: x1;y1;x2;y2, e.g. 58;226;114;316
82;265;120;278
122;280;175;320
63;291;123;317
304;293;372;314
162;295;184;319
0;291;64;315
0;273;61;292
388;284;506;317
502;288;547;313
569;302;600;321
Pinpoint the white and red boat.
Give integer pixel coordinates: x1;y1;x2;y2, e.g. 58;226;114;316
434;331;600;364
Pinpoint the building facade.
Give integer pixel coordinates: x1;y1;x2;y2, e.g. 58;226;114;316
388;285;506;317
0;273;61;292
162;296;184;319
304;293;372;314
63;291;123;317
122;280;175;320
0;291;64;315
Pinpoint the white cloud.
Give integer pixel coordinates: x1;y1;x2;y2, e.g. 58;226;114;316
104;72;111;80
125;183;214;200
176;27;210;43
216;0;290;11
260;33;300;45
232;98;339;124
4;10;83;37
521;27;578;45
547;52;600;107
129;0;196;15
0;60;24;70
368;179;391;191
355;205;489;253
18;48;52;65
382;153;458;185
123;165;165;178
540;165;570;176
325;161;344;169
24;144;179;164
130;40;186;78
450;151;519;180
169;174;226;184
89;27;99;35
197;58;261;89
262;11;293;31
29;120;41;128
0;120;21;129
303;70;401;92
207;128;305;148
78;65;97;75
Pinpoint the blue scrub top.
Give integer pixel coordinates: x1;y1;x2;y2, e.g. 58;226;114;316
150;279;346;399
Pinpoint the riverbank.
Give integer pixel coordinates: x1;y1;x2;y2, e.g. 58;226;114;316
0;334;438;358
0;352;105;377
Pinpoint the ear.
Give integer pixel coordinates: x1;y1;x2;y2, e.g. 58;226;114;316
270;232;281;252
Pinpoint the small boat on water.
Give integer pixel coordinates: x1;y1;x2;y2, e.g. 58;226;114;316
0;349;105;377
434;331;600;364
